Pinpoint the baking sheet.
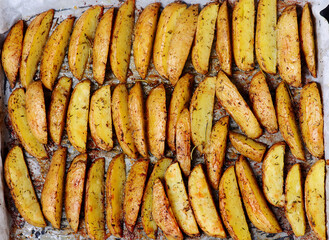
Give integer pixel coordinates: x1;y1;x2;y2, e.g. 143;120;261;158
0;0;329;239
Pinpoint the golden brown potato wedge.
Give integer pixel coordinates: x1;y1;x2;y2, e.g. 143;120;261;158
66;80;90;153
1;20;23;88
236;155;282;233
40;17;74;90
124;159;149;232
85;158;105;240
89;85;113;151
4;146;46;227
219;166;252;240
277;6;301;87
192;3;219;74
276;81;305;160
300;82;323;158
41;147;67;229
20;9;54;88
133;3;160;79
216;71;262;139
112;84;138;158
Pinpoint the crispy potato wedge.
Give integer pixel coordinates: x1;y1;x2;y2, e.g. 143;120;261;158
128;83;147;157
41;147;67;229
277;6;301;87
89;85;113;151
112;84;138;158
262;142;285;207
1;20;24;88
236;155;282;233
305;159;326;240
285;163;306;237
219;166;252;240
66;80;90;153
8;88;47;159
20;9;54;88
106;154;126;237
165;162;199;237
141;158;172;239
167;5;198;85
40;17;74;90
92;8;114;85
192;3;219;74
133;3;160;79
300;82;324;158
204;116;229;189
276;81;305;160
146;84;167;159
85;158;105;240
124;159;149;232
190;76;216;153
4;146;46;227
216;71;262;139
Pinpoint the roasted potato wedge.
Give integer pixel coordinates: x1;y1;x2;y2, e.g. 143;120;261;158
133;3;160;79
192;3;219;74
216;71;262;139
20;9;54;88
4;146;46;227
236;155;282;233
219;166;252;240
124;159;149;232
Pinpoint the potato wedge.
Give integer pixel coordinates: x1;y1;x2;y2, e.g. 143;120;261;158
235;155;282;233
40;17;74;90
276;81;305;160
165;162;199;237
8;88;47;159
106;153;126;237
124;159;149;232
249;71;278;133
192;3;219;74
4;146;46;227
26;81;47;144
153;3;187;78
204;116;229;189
68;6;103;80
305;159;326;240
216;71;262;139
152;178;183;240
232;0;255;71
229;131;267;162
277;6;301;87
285;163;306;237
92;8;114;85
112;84;138;158
190;76;216;153
300;82;324;158
262;142;285;207
65;153;87;232
85;158;105;240
1;20;23;88
133;3;160;79
167;5;198;85
128;83;147;157
48;76;72;145
41;147;67;229
255;0;277;74
146;84;167;159
110;0;135;82
20;9;54;88
141;158;172;239
219;166;252;240
89;85;113;151
66;80;90;153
